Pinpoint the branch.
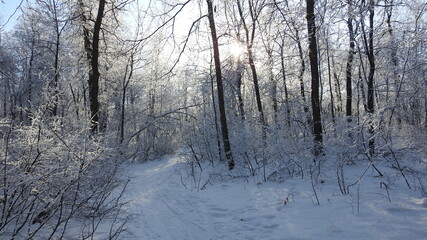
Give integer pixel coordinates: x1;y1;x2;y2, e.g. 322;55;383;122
158;14;207;79
130;0;191;44
0;0;24;30
126;104;201;144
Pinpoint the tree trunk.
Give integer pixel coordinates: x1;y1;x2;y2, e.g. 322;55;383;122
365;0;375;155
2;81;6;118
236;0;266;130
235;57;245;120
385;0;402;126
346;0;355;121
120;54;134;144
210;59;224;162
330;55;343;114
306;0;323;157
325;29;335;123
280;34;291;127
248;48;265;126
206;0;234;170
52;31;60;117
294;25;310;123
26;38;35;124
51;0;61;117
80;0;106;133
268;49;278;124
425;80;427;129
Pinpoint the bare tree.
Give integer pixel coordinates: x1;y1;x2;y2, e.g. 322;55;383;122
360;0;375;155
306;0;323;156
79;0;106;133
206;0;234;170
236;0;267;130
346;0;356;122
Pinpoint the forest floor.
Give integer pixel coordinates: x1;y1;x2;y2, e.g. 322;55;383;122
102;153;427;240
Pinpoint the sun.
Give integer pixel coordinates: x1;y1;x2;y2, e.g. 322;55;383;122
229;41;245;58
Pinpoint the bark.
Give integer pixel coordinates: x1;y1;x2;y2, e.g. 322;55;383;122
425;83;427;129
210;60;223;162
51;0;61;117
2;82;6;118
385;0;402;125
69;83;80;120
120;54;134;144
268;50;278;123
235;57;245;120
52;31;60;116
206;0;234;170
325;29;335;123
26;38;35;123
306;0;323;156
346;0;355;121
330;56;343;113
80;0;106;133
248;47;265;126
280;34;291;127
366;0;375;155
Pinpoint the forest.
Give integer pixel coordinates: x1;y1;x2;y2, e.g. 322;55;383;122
0;0;426;239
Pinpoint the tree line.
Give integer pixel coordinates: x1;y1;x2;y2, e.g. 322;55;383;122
0;0;426;237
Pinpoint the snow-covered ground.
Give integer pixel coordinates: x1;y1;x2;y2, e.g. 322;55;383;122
112;155;427;240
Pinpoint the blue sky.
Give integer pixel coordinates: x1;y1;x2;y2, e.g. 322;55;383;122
0;0;24;31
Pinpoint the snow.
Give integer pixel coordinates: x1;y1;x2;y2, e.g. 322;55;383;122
111;155;427;240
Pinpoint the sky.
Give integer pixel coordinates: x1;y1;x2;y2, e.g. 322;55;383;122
0;0;149;32
0;0;24;31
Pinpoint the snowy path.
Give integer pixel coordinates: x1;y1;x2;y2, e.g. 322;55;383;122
117;156;427;240
121;156;214;239
120;156;291;239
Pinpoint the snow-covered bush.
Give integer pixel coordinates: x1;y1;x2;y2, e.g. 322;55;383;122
0;115;127;239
